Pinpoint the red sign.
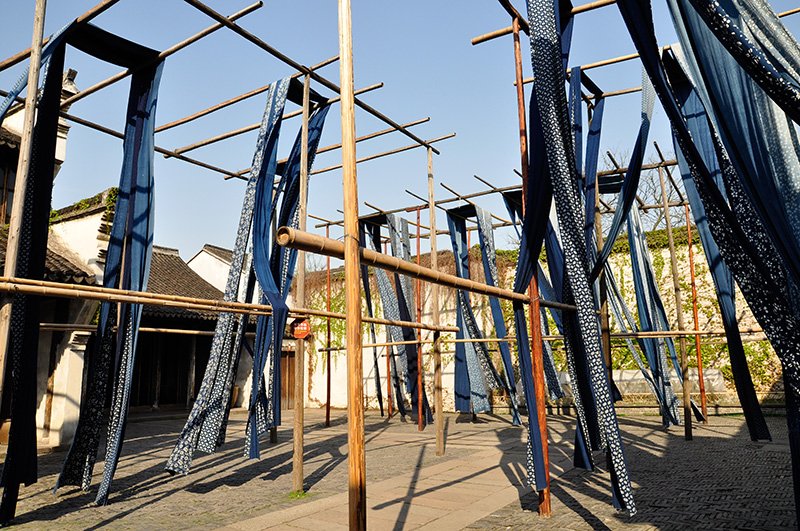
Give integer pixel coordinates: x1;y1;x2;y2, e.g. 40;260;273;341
291;319;311;339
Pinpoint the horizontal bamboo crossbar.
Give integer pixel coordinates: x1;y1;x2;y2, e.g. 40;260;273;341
276;226;532;303
172;82;383;157
155;55;339;133
0;0;121;72
0;277;457;333
309;133;456;175
39;323;256;337
184;0;440;155
61;3;262;109
231;117;430;179
472;0;616;45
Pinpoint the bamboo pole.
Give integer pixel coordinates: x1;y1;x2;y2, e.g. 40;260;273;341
428;147;445;456
317;183;523;229
61;3;262;109
0;0;120;72
325;225;333;428
156;55;339;133
175;83;383;157
685;204;708;422
185;0;439;155
0;0;48;411
338;0;366;526
0;276;456;332
513;16;551;517
310;133;456;176
276;227;530;303
659;167;692;440
291;73;311;495
472;0;616;44
233;117;430;180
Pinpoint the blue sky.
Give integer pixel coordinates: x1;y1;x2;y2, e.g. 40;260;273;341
1;0;799;262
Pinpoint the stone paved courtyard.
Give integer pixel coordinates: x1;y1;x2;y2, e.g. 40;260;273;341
0;409;794;529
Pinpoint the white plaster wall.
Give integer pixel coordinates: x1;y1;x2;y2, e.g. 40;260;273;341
187;252;230;293
50;211;106;280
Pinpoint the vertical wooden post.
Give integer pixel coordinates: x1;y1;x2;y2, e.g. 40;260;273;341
325;225;332;428
427;148;444;457
187;336;197;408
658;167;692;440
338;1;366;527
685;204;707;422
513;16;551;517
292;73;311;494
0;0;48;409
416;207;423;431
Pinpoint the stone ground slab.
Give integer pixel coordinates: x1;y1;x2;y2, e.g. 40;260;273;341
0;409;795;530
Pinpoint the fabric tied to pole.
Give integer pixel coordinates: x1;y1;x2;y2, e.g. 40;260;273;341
445;205;520;424
358;220;385;417
663;49;770;440
615;0;800;516
626;207;681;427
526;0;635;513
589;72;655;283
12;24;164;509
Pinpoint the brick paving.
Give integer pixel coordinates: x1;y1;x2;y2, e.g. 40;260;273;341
1;409;795;530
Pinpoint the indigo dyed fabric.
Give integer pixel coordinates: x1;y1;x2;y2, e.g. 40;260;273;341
359;221;385;417
668;0;800;292
166;79;290;474
246;98;330;458
626;207;680;427
526;0;635;513
664;50;770;440
15;24;165;510
0;33;69;522
363;222;408;416
616;0;800;514
446;205;519;423
387;215;433;424
590;73;655;283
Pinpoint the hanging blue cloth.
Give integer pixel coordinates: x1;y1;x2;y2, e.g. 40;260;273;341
616;0;800;516
386;215;433;425
30;24;164;509
358;219;384;417
626;207;681;427
247;95;330;458
445;205;521;423
663;50;770;440
526;0;635;513
447;209;494;413
166;78;290;475
363;220;408;416
589;73;655;283
0;30;71;523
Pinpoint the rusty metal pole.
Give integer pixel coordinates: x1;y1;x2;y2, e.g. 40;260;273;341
658;167;692;440
513;16;551;516
384;240;393;419
338;0;367;526
0;0;48;411
685;204;707;422
325;225;332;428
416;207;423;431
